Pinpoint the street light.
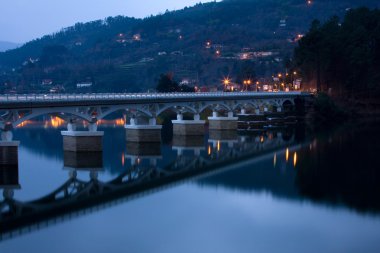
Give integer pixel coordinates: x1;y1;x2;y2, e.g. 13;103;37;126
243;79;252;91
222;77;231;91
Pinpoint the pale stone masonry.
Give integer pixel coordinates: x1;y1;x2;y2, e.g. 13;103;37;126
61;131;104;152
0;141;19;167
208;120;238;130
125;128;162;142
172;122;205;136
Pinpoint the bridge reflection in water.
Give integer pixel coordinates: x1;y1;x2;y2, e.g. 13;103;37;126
0;124;301;240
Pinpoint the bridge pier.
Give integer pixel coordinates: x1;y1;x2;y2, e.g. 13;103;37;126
126;141;161;157
63;151;103;170
0;127;20;199
172;113;205;136
0;162;20;199
255;108;261;115
208;111;238;131
125;117;162;143
0;123;20;176
172;135;205;156
61;119;104;152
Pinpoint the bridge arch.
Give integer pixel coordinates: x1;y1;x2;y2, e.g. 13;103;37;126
199;102;232;114
282;99;295;112
156;104;197;117
98;105;153;120
12;108;92;128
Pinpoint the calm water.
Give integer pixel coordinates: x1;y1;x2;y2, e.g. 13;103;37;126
1;120;380;253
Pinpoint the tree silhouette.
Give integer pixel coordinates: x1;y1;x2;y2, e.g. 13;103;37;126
156;73;179;92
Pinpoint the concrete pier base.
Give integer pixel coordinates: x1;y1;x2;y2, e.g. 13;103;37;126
63;151;103;170
172;135;205;156
208;117;238;130
172;120;206;136
172;135;204;147
126;142;161;156
0;141;20;169
125;125;162;143
61;131;104;152
209;130;238;141
0;142;20;198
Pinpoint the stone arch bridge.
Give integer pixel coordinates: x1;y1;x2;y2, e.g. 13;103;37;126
0;92;311;134
0;91;312;168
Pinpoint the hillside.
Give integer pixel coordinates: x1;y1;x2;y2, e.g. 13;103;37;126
0;41;21;52
0;0;379;93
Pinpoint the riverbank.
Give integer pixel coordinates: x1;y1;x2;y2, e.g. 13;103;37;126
307;93;380;128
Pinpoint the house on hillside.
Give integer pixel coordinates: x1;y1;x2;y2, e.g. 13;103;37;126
279;19;287;27
41;79;53;86
76;82;93;88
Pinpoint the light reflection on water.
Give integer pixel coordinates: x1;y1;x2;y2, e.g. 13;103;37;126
1;121;380;253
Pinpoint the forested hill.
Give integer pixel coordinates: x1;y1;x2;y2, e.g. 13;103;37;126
1;0;379;93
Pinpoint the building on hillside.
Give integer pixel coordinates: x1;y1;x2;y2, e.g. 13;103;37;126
41;79;53;86
76;82;93;88
49;85;65;93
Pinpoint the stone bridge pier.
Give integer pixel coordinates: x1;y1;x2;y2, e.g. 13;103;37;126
61;118;104;152
0;123;20;176
125;116;162;143
172;113;206;136
208;111;238;131
172;135;205;156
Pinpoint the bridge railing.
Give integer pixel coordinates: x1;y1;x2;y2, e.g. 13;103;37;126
0;91;307;103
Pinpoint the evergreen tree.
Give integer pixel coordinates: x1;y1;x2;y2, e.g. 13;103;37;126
156;73;179;92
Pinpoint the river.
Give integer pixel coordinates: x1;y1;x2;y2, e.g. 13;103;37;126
0;119;379;253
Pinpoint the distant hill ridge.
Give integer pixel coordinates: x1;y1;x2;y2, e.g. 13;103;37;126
0;41;21;52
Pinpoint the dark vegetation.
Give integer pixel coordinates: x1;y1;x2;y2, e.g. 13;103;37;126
294;8;380;99
0;0;379;93
156;73;194;92
293;7;380;117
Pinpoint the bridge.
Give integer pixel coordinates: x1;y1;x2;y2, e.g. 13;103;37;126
0;91;311;133
0;91;312;197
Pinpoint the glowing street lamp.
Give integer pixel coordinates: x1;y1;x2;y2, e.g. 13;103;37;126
223;78;230;86
243;79;252;91
222;77;231;91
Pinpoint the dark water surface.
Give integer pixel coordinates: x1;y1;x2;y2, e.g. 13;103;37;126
1;121;380;253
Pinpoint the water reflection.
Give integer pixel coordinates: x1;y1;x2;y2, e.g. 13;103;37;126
1;121;300;238
1;120;380;247
295;125;380;214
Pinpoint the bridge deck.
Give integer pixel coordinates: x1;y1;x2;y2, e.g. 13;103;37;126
0;92;311;109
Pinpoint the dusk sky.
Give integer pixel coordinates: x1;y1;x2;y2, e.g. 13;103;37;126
0;0;217;43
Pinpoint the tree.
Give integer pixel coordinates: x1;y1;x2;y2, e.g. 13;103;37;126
293;8;380;98
156;73;179;92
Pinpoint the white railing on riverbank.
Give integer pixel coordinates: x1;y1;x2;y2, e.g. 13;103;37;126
0;91;308;103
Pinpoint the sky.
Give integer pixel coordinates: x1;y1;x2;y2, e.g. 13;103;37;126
0;0;217;43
